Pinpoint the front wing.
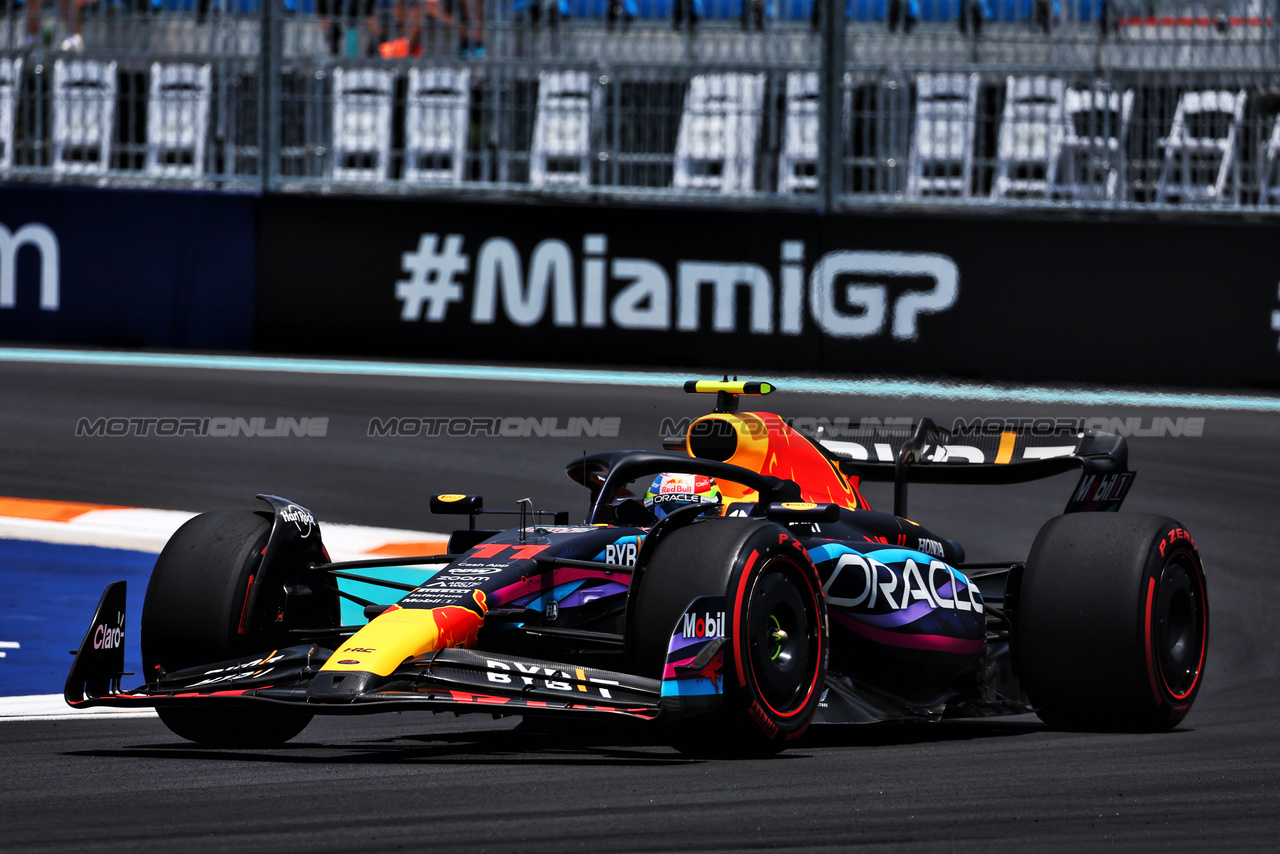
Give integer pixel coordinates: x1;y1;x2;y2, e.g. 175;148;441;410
69;643;666;721
65;582;670;722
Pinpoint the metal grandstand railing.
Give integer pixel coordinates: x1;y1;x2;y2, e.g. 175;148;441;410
1;0;1278;209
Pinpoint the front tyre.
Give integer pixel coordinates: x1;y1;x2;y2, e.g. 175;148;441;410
1015;513;1208;731
737;551;825;741
141;511;313;747
631;520;827;756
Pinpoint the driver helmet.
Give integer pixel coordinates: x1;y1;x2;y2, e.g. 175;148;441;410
644;473;723;520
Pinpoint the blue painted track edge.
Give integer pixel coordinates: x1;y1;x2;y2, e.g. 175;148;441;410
2;346;1278;412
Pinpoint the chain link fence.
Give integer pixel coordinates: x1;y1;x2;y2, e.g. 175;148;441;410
2;0;1278;208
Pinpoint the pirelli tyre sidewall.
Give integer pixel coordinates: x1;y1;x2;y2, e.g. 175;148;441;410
726;527;828;745
141;510;313;747
633;518;827;753
1016;513;1208;732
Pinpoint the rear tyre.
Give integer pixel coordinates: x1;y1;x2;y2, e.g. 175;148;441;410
1015;513;1208;731
141;511;313;747
631;519;826;756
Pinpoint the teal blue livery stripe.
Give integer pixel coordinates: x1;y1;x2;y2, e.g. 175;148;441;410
337;567;440;626
3;348;1278;412
660;678;722;698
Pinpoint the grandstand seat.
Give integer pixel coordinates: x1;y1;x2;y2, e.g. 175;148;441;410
331;66;394;182
1155;89;1246;205
1049;86;1133;201
52;59;118;175
0;59;19;173
991;76;1065;199
530;70;599;188
907;72;978;198
404;68;471;185
845;74;911;196
778;71;819;194
1258;116;1280;207
673;72;766;193
146;63;213;178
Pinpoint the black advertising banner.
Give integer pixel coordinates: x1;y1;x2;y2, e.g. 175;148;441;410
0;185;257;349
258;195;1280;388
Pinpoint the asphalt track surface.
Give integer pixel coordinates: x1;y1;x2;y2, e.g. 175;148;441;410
1;359;1277;852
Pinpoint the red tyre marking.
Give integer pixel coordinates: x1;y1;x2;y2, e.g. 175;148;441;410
785;720;811;741
1163;548;1207;702
1143;577;1161;705
747;555;823;721
236;573;255;636
731;550;760;689
1146;548;1209;704
748;699;780;738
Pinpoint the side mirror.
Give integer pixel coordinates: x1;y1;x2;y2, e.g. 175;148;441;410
765;502;841;522
430;494;483;515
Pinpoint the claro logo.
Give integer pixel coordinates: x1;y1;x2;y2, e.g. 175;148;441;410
93;613;124;650
0;223;60;311
395;234;958;341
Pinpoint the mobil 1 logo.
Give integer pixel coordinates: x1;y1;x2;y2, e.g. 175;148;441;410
677;595;729;641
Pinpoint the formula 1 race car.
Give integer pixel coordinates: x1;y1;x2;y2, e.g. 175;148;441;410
66;381;1208;754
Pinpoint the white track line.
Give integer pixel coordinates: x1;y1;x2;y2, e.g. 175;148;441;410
0;508;448;560
0;694;157;721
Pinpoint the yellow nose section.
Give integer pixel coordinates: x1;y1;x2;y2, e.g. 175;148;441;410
321;590;488;677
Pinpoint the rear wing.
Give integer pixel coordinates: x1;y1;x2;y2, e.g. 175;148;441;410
816;418;1134;517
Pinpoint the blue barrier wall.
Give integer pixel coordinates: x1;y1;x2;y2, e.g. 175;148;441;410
0;540;152;697
0;185;256;351
3;183;1279;389
256;195;1280;389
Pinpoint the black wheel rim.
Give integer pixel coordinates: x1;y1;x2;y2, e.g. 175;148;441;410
746;561;818;714
1153;553;1205;699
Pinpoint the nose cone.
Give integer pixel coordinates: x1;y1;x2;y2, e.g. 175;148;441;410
319;590;489;677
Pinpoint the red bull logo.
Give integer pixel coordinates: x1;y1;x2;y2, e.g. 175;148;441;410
323;589;492;676
694;650;723;690
430;589;489;649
